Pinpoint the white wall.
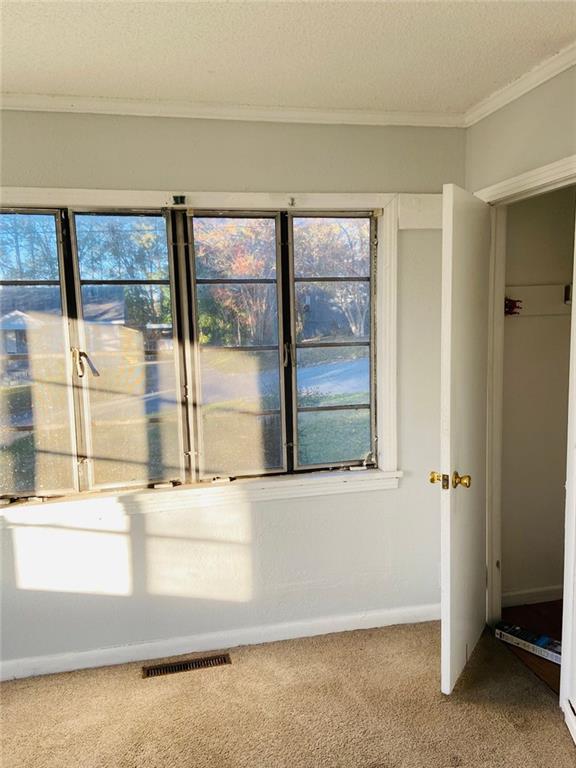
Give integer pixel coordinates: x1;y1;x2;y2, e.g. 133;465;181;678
0;230;442;671
501;186;576;603
0;111;464;193
0;110;450;673
3;60;572;670
466;65;576;192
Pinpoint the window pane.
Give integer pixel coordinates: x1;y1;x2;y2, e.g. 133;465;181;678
296;282;370;342
75;215;169;281
200;348;281;411
0;213;59;281
82;284;173;337
90;416;182;486
192;215;283;478
80;283;183;487
297;347;369;407
193;218;276;279
297;409;371;466
201;411;282;477
0;284;75;494
197;284;278;346
293;217;370;277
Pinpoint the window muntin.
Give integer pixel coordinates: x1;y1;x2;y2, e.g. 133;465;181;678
74;213;184;488
191;215;285;479
290;215;374;469
0;212;77;495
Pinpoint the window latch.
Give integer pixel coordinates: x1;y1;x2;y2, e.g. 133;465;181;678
283;342;295;368
71;347;100;378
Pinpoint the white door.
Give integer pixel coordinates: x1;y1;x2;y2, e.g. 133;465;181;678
438;184;492;694
560;209;576;743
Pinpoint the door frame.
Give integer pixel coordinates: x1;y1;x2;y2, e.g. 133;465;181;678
479;154;576;733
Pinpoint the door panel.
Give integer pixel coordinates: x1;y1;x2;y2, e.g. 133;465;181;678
560;206;576;744
441;184;491;694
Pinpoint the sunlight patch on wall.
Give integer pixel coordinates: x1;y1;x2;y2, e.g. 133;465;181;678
11;525;132;595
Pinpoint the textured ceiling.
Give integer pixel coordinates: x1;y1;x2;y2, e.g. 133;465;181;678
1;1;575;117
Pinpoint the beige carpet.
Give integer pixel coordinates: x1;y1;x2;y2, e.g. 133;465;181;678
1;621;574;768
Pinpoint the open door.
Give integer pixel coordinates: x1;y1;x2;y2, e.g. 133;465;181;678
560;207;576;743
436;184;491;694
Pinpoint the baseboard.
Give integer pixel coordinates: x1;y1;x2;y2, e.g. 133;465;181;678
502;585;564;608
0;602;440;681
561;698;576;745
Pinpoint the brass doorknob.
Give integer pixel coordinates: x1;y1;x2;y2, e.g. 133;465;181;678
452;471;471;489
429;471;443;484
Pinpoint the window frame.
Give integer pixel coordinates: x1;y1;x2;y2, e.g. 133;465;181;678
67;208;187;493
287;210;377;472
0;207;80;497
187;209;378;479
0;194;400;500
186;210;289;481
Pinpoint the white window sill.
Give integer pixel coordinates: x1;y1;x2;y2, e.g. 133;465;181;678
158;468;404;505
4;469;403;512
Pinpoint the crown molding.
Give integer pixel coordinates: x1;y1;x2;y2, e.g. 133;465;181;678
0;93;464;128
475;154;576;204
464;41;576;127
1;41;575;129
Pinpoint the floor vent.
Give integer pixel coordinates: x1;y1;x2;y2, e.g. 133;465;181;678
142;653;231;678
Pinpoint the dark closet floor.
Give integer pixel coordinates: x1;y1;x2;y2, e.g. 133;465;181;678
501;600;563;693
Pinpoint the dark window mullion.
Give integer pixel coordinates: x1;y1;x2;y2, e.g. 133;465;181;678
198;345;278;352
168;210;194;484
295;341;371;348
280;212;295;473
195;278;277;285
293;276;370;282
79;279;170;286
0;280;61;286
58;208;88;491
182;212;201;483
298;404;371;413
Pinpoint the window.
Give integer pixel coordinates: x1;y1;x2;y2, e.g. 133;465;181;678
191;215;285;478
0;212;77;495
73;214;184;488
291;216;374;469
0;207;379;498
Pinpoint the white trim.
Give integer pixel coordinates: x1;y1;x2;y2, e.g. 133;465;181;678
563;702;576;745
486;206;506;626
0;92;464;128
0;187;395;212
2;43;574;130
0;188;404;503
464;42;576;127
376;197;399;472
4;469;403;513
483;156;576;738
0;601;440;680
398;194;442;230
475;155;576;205
501;585;564;609
560;206;576;734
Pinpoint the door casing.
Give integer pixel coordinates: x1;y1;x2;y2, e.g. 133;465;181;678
481;154;576;736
